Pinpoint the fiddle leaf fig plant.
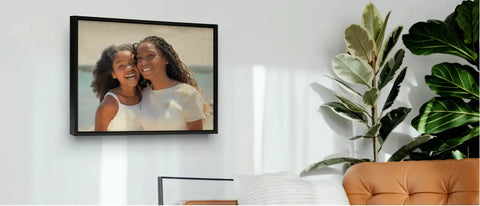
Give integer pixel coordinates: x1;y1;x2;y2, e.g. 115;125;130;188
301;3;432;177
402;0;479;160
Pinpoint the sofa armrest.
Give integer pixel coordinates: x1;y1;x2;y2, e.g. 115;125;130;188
183;200;238;205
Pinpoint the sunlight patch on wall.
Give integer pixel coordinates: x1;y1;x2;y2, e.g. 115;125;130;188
252;65;267;174
100;137;127;204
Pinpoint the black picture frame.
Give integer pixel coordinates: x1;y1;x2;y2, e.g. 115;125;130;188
157;176;234;205
70;16;218;136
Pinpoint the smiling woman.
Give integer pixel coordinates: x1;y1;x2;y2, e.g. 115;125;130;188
135;36;205;131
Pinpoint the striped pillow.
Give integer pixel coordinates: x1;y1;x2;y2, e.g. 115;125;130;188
235;172;349;205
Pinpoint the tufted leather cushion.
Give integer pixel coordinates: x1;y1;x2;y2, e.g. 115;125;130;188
343;158;479;205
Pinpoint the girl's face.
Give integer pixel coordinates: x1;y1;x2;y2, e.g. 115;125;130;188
111;50;139;88
136;42;169;80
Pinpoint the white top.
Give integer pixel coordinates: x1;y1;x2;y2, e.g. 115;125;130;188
140;83;205;130
104;92;143;131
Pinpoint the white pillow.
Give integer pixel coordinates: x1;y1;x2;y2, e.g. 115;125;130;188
234;172;349;205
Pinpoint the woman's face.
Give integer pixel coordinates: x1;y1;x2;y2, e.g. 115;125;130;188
136;42;169;80
111;50;139;88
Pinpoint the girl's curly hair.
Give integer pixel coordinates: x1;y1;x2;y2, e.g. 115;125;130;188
134;36;199;90
90;44;144;102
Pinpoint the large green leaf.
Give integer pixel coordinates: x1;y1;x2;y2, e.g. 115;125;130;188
425;63;479;100
388;134;435;161
300;157;369;177
402;20;478;65
363;87;379;107
335;94;368;113
322;102;368;124
375;12;391;53
379;107;412;145
332;54;374;86
430;126;479;156
378;26;403;68
361;3;383;47
383;67;407;111
378;49;405;90
350;123;382;140
444;10;461;39
456;0;479;48
414;124;472;155
412;97;480;134
345;25;376;62
325;75;363;97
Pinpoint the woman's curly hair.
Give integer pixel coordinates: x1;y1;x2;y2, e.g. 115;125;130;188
90;44;144;102
134;36;199;90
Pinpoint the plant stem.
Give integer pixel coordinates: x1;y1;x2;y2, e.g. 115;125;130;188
372;106;378;162
371;57;378;162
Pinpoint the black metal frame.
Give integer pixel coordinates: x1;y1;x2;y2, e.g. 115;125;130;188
157;176;233;205
70;16;218;136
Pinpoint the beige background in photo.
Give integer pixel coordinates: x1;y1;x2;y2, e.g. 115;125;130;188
78;20;214;67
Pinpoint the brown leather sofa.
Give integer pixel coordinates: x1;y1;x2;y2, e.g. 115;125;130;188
343;158;479;205
184;158;479;205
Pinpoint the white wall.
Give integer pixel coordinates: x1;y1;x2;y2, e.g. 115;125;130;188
0;0;462;204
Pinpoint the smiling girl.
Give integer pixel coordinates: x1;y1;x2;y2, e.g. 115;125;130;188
91;44;144;131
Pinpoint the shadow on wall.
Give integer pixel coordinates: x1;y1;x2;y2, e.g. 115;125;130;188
381;132;416;158
310;83;353;138
311;82;354;161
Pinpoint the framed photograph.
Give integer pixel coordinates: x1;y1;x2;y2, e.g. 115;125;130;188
157;176;236;205
70;16;218;135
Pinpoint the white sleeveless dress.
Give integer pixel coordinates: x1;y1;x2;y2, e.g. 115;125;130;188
104;92;143;131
